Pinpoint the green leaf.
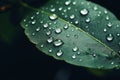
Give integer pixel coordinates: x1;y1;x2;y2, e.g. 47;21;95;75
21;0;120;69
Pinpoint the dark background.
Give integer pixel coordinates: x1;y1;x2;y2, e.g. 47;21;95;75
0;0;120;80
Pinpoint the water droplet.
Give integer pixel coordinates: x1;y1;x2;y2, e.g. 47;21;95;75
50;8;56;12
64;24;69;30
53;39;63;47
72;47;78;52
23;19;26;22
117;33;120;37
85;18;91;23
47;37;53;43
49;14;58;20
55;28;62;34
75;20;79;25
56;50;63;56
106;16;109;20
31;20;36;24
32;32;35;36
68;7;71;10
80;9;89;16
73;1;76;5
43;23;49;28
92;54;96;58
77;52;81;55
30;16;34;19
41;44;44;48
111;62;114;65
70;14;75;19
36;27;40;32
103;28;107;32
104;10;108;14
58;7;63;11
36;11;39;15
72;54;76;59
106;34;114;42
93;6;98;10
48;49;52;53
46;31;51;36
65;0;71;5
107;22;112;28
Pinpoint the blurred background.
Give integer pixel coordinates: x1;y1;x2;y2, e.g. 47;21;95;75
0;0;120;80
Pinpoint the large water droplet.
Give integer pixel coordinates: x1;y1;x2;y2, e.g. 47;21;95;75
47;37;53;43
80;9;89;16
65;0;71;6
106;34;114;42
49;14;58;20
72;47;78;52
56;50;63;56
53;39;63;47
55;28;62;34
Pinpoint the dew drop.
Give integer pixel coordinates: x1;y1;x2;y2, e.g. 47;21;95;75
70;15;75;19
80;9;89;16
72;54;76;59
41;44;44;48
117;33;120;37
36;27;40;32
47;37;53;43
31;20;36;24
53;39;63;47
111;62;114;65
64;24;69;30
107;22;112;28
79;59;82;62
58;7;63;11
73;1;76;5
56;50;63;56
93;6;98;10
49;14;58;20
106;16;109;20
30;16;34;20
85;18;91;23
103;28;107;32
77;52;81;55
50;8;56;12
92;54;96;58
43;23;49;28
36;11;39;15
32;32;35;36
46;31;51;36
48;49;52;53
106;34;114;42
65;0;71;6
68;7;71;10
72;47;78;52
55;28;62;34
75;20;79;25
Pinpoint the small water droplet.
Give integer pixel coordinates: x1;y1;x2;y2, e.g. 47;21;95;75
65;0;71;6
92;54;96;58
53;39;63;47
64;24;69;30
85;18;91;23
106;34;114;42
107;22;112;28
46;31;51;36
30;16;34;19
43;23;49;28
32;32;35;36
80;9;89;16
31;20;36;24
55;28;62;34
50;8;56;12
68;7;71;10
70;15;75;19
72;1;76;5
49;14;58;20
72;47;78;52
103;28;107;32
48;49;52;53
117;33;120;37
36;11;39;15
79;59;82;62
23;19;26;22
72;54;76;59
36;27;40;32
47;37;53;43
93;6;98;10
56;50;63;56
41;44;44;48
104;10;108;14
111;62;114;65
75;20;79;25
106;16;109;20
58;7;63;11
77;52;81;55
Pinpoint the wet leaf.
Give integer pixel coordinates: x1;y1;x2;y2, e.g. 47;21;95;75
21;0;120;69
